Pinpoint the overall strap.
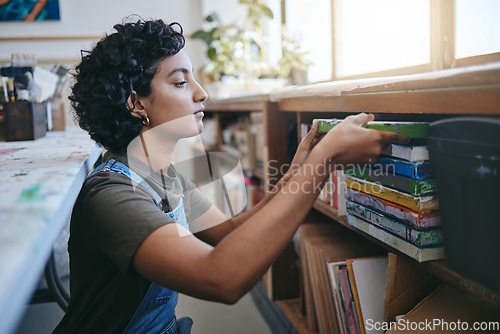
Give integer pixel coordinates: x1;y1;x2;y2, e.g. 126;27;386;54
90;159;163;207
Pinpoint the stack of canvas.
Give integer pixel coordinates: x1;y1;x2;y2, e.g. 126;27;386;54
314;119;444;262
327;256;389;334
299;223;386;333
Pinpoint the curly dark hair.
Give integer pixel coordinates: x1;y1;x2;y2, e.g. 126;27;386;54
69;18;185;153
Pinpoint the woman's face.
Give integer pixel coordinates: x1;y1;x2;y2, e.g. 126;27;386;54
138;50;208;137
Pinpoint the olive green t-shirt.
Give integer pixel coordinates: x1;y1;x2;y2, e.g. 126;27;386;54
65;154;212;334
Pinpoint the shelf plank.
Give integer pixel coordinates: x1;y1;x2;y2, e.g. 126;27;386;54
421;261;500;307
313;201;395;253
274;62;500;114
279;86;500;115
312;199;500;308
275;299;317;334
311;199;339;219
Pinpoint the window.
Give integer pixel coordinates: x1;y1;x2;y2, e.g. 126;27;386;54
282;0;500;82
455;0;500;59
284;0;333;83
334;0;429;78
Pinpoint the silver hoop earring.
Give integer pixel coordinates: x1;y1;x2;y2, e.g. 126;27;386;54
142;115;150;127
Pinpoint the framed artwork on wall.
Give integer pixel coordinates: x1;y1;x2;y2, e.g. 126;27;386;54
0;0;60;21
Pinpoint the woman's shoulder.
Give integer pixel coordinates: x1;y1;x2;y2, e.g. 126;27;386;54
81;165;155;206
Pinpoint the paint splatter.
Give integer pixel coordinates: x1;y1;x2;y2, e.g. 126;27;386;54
17;183;44;203
0;148;24;155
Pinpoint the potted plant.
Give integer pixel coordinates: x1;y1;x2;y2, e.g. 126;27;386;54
191;0;274;82
278;26;313;85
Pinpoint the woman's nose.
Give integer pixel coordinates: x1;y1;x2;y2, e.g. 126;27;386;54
194;80;208;102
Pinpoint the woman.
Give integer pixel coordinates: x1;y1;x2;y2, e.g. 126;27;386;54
62;18;408;334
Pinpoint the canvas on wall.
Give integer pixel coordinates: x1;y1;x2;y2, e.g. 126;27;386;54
0;0;60;21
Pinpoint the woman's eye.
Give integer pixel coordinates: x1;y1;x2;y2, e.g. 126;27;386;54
175;81;188;88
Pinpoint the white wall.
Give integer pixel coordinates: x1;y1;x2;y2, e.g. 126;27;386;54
0;0;205;69
201;0;245;22
0;0;281;74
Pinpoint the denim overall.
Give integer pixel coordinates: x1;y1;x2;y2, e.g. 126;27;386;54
54;159;193;334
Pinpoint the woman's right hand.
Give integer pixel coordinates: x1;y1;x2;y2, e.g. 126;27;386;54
312;113;410;168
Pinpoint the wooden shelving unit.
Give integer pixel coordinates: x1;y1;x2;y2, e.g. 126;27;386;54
204;61;500;333
277;63;500;333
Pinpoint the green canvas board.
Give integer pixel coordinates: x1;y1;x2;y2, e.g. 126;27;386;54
314;119;430;139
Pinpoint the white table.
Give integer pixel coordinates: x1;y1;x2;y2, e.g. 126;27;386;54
0;127;102;334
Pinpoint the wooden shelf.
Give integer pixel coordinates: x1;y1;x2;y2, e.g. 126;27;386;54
275;62;500;115
275;299;317;334
421;261;500;307
311;198;339;219
279;86;500;115
312;199;500;308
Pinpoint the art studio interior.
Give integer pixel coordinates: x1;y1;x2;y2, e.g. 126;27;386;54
1;1;499;333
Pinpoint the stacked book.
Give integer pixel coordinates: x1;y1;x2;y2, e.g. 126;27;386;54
314;119;444;262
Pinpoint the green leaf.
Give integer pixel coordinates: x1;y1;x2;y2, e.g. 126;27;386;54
209;27;220;40
207;47;218;60
260;4;274;19
207;12;221;24
191;30;211;45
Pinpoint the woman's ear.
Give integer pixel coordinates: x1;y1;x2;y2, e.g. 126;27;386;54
127;91;145;120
